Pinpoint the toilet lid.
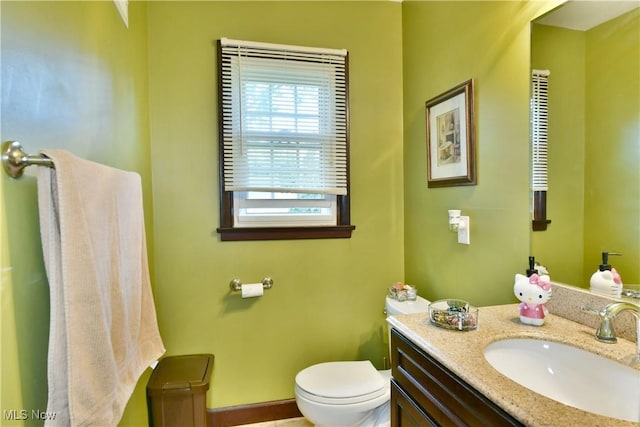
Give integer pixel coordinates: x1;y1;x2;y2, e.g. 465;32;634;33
385;296;431;316
295;361;386;399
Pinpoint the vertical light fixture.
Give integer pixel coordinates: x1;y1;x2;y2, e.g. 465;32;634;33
531;69;551;231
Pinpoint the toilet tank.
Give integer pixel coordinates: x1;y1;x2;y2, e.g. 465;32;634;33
385;295;430;316
383;296;431;365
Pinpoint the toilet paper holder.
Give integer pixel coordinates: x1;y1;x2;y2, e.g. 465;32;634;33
229;277;274;292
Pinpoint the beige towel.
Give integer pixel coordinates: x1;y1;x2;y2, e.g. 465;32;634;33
37;150;165;427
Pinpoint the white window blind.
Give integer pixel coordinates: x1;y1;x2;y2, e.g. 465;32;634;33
219;38;348;196
531;69;550;191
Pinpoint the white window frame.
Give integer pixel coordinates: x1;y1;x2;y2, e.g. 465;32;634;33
233;192;337;227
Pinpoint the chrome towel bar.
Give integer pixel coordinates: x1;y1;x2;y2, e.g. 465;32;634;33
229;277;274;292
2;141;54;178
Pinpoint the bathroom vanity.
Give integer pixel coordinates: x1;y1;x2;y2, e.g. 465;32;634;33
390;328;521;426
387;304;639;427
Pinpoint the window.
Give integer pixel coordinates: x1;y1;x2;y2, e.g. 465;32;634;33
216;38;354;241
531;69;551;231
234;192;336;228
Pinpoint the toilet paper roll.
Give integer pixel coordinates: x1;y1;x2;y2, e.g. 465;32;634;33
241;283;264;298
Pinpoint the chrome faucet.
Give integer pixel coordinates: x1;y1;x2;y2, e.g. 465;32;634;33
583;301;640;366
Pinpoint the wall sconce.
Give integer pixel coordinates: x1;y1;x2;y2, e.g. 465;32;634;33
448;210;470;244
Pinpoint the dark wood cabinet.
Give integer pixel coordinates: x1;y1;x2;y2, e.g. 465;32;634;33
390;329;523;427
390;379;437;426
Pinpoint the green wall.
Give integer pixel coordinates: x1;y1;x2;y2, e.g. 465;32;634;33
1;1;153;425
531;23;586;285
146;1;404;408
402;1;560;306
1;1;575;425
583;9;640;285
531;9;640;286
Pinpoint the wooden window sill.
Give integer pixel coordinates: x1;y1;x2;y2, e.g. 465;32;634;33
217;225;355;241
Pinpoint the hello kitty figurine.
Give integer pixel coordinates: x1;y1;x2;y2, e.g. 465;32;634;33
514;273;552;326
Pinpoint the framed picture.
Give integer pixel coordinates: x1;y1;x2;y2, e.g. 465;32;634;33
425;79;476;187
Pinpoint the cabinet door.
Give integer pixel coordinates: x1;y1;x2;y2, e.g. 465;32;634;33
390;379;437;427
391;329;522;426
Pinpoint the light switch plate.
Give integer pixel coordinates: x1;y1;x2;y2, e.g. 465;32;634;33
458;216;470;244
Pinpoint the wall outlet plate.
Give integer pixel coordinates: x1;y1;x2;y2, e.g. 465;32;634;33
458;216;470;244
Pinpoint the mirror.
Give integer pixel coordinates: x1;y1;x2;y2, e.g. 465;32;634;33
530;1;639;289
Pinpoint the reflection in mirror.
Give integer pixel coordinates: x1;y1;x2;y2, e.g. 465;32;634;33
530;1;639;289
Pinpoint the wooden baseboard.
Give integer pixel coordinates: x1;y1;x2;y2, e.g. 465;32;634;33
207;399;303;426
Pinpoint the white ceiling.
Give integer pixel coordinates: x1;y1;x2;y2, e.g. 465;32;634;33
536;0;639;31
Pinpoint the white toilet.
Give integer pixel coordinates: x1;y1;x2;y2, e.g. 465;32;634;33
294;295;431;427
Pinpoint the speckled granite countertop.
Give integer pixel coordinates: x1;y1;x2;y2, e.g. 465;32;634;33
387;304;640;427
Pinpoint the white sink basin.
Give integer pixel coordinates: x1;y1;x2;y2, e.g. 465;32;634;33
484;338;640;422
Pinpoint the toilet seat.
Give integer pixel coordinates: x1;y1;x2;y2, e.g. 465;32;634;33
295;361;387;405
295;383;388;406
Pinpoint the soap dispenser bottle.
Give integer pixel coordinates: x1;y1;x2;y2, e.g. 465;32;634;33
526;256;538;277
514;256;552;326
589;252;623;297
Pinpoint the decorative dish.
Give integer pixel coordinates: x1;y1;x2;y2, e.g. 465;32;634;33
429;299;478;331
